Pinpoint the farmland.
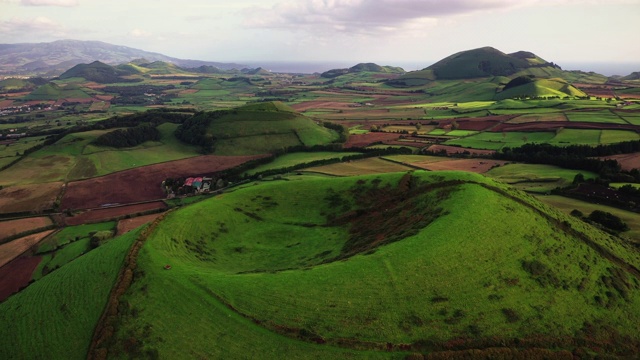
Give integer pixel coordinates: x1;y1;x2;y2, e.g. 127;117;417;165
0;45;640;359
0;228;139;359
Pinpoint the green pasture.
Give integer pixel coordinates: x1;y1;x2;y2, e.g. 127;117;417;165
486;164;597;193
36;221;116;254
32;238;92;280
187;89;231;98
565;110;627;124
621;115;640;125
0;123;201;184
0;228;139;359
446;129;640;150
84;122;200;176
599;130;640;143
445;131;555;150
105;171;640;358
0;135;47;163
537;194;640;244
244;152;360;175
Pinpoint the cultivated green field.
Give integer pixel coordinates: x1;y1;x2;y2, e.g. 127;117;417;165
485;163;598;193
446;129;640;150
244;151;360;175
103;172;640;358
0;123;201;185
0;228;138;359
536;194;640;244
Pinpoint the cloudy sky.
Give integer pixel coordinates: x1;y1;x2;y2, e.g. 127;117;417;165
1;0;640;72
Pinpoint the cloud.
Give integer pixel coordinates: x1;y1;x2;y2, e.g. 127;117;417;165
244;0;526;34
130;28;152;38
244;0;640;36
0;16;67;36
21;0;79;6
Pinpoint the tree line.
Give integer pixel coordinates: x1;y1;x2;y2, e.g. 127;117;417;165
93;123;160;148
494;141;640;182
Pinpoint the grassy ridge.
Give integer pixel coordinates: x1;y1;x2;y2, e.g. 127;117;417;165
107;171;640;357
0;228;138;359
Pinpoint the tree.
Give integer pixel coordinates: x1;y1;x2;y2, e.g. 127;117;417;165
587;210;629;232
573;173;585;184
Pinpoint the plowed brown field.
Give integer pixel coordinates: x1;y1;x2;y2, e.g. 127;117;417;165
61;155;266;210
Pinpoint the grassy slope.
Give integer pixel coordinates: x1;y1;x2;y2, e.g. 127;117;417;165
495;79;586;100
244;151;360;175
0;228;138;360
485;163;598;193
109;171;640;358
206;103;339;155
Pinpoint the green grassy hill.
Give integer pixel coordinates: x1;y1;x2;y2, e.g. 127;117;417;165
389;47;570;86
24;82;92;100
321;63;405;78
425;47;559;80
59;61;139;83
0;77;47;92
99;171;640;358
175;101;341;155
496;77;587;100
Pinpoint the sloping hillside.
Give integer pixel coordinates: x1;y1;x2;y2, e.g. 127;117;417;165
96;171;640;358
175;101;341;155
59;61;139;83
496;76;587;99
389;47;562;86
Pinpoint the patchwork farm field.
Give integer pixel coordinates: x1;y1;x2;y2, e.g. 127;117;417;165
0;229;54;268
0;182;63;214
244;151;360;175
0;229;139;359
1;52;640;359
0;216;53;242
61;154;266;210
446;129;640;150
485;164;598;193
305;157;413;176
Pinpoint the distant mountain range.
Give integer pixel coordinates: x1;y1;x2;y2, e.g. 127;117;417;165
0;40;246;76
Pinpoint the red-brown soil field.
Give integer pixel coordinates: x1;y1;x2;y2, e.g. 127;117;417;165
600;152;640;171
0;256;41;302
438;115;515;131
427;144;496;156
0;217;53;242
0;99;14;108
414;159;508;173
61;155;266;210
65;202;167;226
0;230;54;268
0;182;64;214
344;132;402;148
291;101;355;112
381;140;428;148
116;213;164;235
492;121;640;132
